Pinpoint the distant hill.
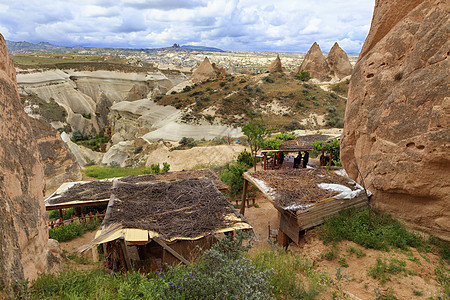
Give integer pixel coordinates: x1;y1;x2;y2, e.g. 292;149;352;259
5;40;69;53
181;45;224;52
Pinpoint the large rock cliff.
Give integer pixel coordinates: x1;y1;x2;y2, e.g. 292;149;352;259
0;34;59;289
29;117;82;188
341;0;449;240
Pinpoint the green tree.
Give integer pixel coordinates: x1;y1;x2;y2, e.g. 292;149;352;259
242;118;270;171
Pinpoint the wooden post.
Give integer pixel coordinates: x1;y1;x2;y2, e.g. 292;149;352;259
239;179;249;215
92;245;99;262
277;229;290;248
263;153;267;170
59;209;63;220
119;239;132;271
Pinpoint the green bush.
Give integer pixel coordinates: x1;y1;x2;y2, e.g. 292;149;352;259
295;70;311;81
368;257;409;284
317;208;426;251
49;219;99;242
150;163;161;173
236;149;254;167
220;162;249;198
251;246;329;299
162;162;170;173
263;76;274;83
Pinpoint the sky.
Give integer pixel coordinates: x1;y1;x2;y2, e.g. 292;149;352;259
0;0;375;53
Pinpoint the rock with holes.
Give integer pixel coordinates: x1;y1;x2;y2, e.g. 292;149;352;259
341;0;449;240
0;33;60;290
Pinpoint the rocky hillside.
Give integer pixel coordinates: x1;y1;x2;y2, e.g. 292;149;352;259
15;60;188;135
341;0;449;240
0;34;59;290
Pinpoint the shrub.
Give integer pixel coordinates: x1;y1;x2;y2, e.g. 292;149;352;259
109;161;120;168
295;70;311;81
326;106;337;113
49;219;99;242
162;162;170;173
368;257;409;284
219;81;227;87
302;88;309;95
150;163;161;173
263;76;274;83
220;162;249;198
239;78;247;83
296;101;305;108
394;71;403;81
284;120;302;131
318;208;426;251
182;85;192;92
236;149;254;167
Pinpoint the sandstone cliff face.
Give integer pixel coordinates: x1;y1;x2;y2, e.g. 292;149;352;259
28;117;82;188
0;34;59;288
298;42;331;81
341;0;449;240
267;55;283;73
326;42;353;80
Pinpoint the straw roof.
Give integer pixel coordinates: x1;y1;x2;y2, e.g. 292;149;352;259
103;178;244;239
245;169;367;211
120;169;228;190
45;169;227;207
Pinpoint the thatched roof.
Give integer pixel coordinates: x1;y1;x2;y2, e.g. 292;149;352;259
120;169;228;191
244;169;368;212
45;169;227;208
103;178;246;239
262;134;332;151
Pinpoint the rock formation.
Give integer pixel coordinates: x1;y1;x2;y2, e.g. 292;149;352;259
267;55;283;73
190;57;224;83
15;67;186;134
341;0;449;240
0;33;60;290
29;117;82;188
297;42;331;81
326;42;353;80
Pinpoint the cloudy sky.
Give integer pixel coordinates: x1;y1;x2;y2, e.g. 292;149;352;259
0;0;375;53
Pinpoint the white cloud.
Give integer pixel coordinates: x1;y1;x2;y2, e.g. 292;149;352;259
0;0;375;52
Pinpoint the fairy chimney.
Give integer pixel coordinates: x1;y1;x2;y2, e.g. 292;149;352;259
326;42;353;80
297;42;331;81
267;55;283;73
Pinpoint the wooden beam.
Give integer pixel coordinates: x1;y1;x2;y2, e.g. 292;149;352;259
239;179;249;215
153;238;191;265
119;238;132;271
263;153;267;170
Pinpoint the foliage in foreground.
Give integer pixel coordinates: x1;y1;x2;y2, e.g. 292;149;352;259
318;208;426;251
30;233;273;299
49;219;100;242
251;245;330;299
220;161;251;199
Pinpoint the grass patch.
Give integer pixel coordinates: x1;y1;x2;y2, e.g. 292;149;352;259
347;245;366;258
84;165;158;179
317;208;425;251
251;246;330;299
322;244;339;261
49;219;100;242
368;257;412;284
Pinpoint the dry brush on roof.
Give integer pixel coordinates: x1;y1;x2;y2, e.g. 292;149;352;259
103;178;240;239
47;181;113;205
249;169;357;208
120;169;227;190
